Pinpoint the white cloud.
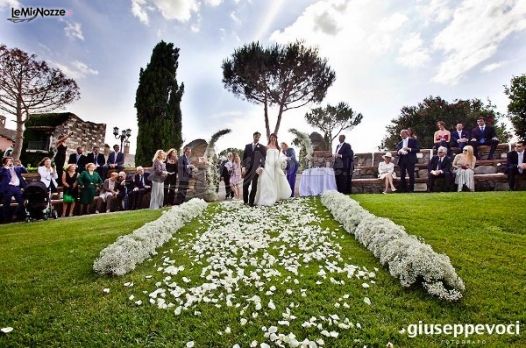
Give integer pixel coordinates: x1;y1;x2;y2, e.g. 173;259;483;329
131;0;199;24
397;32;430;67
481;61;507;72
0;0;19;8
131;0;150;25
53;60;99;79
432;0;526;85
64;21;84;41
230;11;241;25
205;0;222;7
417;0;454;24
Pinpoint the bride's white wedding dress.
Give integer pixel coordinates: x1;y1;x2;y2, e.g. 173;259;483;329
254;148;292;206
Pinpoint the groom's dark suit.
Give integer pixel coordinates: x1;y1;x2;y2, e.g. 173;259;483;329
242;142;267;206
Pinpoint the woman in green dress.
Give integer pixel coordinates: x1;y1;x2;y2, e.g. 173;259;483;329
78;162;103;215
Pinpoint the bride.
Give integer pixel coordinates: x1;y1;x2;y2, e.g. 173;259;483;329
254;133;292;206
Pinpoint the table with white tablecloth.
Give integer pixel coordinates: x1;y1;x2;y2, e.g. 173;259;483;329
299;167;337;196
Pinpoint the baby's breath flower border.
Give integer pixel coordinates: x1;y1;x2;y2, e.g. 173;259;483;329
321;191;465;301
93;199;208;276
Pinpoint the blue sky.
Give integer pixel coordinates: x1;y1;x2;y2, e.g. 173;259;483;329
1;0;525;154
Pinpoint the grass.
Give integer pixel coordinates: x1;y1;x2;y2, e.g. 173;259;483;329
0;192;525;347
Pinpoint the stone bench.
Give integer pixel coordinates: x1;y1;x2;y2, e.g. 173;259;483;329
351;173;514;193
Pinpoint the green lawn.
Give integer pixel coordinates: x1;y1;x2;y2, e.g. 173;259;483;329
0;193;525;347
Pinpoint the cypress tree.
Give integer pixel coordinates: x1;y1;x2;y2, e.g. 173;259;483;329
135;41;184;166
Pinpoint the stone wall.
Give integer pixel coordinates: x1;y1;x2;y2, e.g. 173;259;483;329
52;115;106;156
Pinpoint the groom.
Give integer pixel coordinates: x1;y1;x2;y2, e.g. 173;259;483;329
242;131;267;206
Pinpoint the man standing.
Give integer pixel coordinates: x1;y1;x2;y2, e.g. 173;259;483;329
105;144;125;176
333;134;354;194
1;157;27;222
507;141;526;191
242;131;267;206
68;146;87;173
86;145;105;178
469;116;499;159
427;146;453;192
281;142;298;197
175;146;194;205
396;129;420;192
450;122;470;151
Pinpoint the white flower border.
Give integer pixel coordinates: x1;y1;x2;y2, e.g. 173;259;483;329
321;191;465;301
93;199;208;276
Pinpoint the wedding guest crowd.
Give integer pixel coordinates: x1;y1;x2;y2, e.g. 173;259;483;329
1;115;523;223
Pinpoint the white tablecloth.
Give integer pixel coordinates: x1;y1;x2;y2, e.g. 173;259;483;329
299;167;337;196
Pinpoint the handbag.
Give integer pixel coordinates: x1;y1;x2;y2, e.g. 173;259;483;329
63;193;75;203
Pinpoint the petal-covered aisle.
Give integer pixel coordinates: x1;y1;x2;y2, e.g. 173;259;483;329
125;199;379;347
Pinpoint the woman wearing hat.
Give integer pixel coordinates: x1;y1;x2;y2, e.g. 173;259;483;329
378;152;397;194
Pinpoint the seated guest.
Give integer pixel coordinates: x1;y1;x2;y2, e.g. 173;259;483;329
451;122;470;151
104;144;125;177
61;164;78;217
38;157;58;193
68;146;87;173
149;150;169;209
116;171;132;210
98;172;119;213
433;121;451;151
1;157;27;222
86;145;105;178
164;148;178;205
378;152;397;194
129;166;151;210
469;116;499;159
427;146;453;192
77;163;103;215
452;145;476;192
507;141;526;191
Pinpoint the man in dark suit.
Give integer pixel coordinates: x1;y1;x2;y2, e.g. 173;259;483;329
242;131;267;206
396;129;420;192
1;157;27;222
450;122;470;151
281;142;298;197
469;117;499;159
175;146;194;205
105;144;125;176
68;146;87;173
333;134;354;194
86;145;105;178
129;166;151;209
507;141;526;191
427;146;453;192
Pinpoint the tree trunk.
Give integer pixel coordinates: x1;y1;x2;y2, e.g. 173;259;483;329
12;97;24;161
273;103;284;136
264;94;270;140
